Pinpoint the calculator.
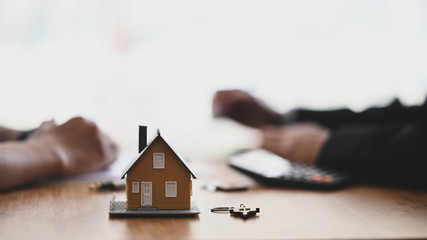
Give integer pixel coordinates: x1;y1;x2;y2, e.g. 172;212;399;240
228;149;354;190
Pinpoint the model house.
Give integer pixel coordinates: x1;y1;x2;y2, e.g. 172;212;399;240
120;126;196;210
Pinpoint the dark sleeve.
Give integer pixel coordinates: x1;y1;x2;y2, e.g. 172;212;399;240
291;97;427;186
292;97;427;129
316;124;427;186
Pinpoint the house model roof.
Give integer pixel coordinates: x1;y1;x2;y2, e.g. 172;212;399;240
120;130;197;179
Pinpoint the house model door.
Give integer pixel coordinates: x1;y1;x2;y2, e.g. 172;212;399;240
141;182;152;206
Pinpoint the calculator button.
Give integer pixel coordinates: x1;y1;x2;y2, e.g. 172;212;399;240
322;175;333;183
309;174;334;183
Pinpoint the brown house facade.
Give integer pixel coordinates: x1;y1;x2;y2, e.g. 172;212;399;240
121;127;196;210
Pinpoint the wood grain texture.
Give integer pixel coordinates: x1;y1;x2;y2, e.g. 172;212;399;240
1;161;427;240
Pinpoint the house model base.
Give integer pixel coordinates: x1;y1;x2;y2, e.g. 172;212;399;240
109;198;200;217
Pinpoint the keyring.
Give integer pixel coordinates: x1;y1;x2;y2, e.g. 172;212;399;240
211;207;234;213
211;204;260;219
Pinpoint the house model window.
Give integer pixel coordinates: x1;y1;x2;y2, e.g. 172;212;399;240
165;181;177;197
153;153;165;169
132;182;139;193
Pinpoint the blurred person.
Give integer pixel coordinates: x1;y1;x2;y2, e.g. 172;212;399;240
213;89;427;186
0;117;118;191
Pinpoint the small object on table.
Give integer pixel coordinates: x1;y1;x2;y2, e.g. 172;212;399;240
109;126;200;217
230;204;260;219
204;180;249;192
211;204;260;219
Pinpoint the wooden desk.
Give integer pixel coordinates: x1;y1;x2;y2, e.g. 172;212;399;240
1;161;427;240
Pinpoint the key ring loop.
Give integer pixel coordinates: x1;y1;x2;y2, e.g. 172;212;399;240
211;207;234;213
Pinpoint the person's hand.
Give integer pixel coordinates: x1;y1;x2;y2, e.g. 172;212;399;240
260;123;330;165
213;89;284;128
28;117;118;175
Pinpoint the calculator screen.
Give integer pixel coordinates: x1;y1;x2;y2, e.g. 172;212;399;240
229;149;292;178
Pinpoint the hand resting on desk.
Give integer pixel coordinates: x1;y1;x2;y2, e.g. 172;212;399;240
0;117;118;191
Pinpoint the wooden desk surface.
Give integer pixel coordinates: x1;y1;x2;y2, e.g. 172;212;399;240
1;161;427;240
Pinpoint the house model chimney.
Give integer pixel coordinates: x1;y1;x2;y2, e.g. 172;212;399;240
139;125;147;153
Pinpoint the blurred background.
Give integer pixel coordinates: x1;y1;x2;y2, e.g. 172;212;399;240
1;0;427;160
